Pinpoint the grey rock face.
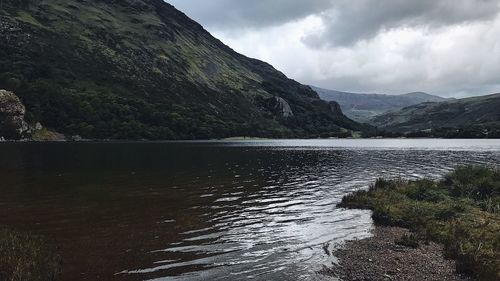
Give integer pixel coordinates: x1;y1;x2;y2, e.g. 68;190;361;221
328;101;343;115
255;96;295;118
273;97;294;118
0;89;30;139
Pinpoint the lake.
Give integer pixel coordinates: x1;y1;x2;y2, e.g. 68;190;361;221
1;139;499;281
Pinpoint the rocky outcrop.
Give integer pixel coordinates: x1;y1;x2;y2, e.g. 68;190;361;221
255;96;295;118
0;90;64;141
0;89;29;139
272;97;294;118
328;101;343;115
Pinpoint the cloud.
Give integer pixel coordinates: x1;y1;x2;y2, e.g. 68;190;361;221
166;0;332;29
168;0;500;45
305;0;500;46
166;0;500;97
215;14;500;97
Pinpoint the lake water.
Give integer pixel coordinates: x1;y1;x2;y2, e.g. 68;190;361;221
1;139;500;281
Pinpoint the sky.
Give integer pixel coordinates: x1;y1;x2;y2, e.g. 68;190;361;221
166;0;500;97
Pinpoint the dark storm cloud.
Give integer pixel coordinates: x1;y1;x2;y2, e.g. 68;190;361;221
167;0;500;45
166;0;332;29
305;0;500;46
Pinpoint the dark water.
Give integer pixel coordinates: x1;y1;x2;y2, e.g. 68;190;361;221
1;139;500;281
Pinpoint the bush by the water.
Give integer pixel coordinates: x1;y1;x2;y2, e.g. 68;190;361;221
339;166;500;281
0;228;60;281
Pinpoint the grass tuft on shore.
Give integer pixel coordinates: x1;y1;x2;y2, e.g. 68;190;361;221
339;166;500;281
0;228;60;281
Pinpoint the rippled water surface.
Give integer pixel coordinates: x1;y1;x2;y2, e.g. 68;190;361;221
1;139;499;281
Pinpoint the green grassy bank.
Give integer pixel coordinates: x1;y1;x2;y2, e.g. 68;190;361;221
0;228;60;281
339;166;500;280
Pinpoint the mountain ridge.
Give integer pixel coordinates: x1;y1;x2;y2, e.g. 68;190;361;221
312;86;449;122
371;93;500;138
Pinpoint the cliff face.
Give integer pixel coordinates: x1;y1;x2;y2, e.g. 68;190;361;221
0;89;64;141
0;0;366;140
0;89;29;140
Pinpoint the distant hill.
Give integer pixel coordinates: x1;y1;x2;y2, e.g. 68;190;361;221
312;86;448;122
0;0;365;140
371;93;500;138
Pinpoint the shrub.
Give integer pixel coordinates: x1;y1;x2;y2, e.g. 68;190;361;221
0;228;60;281
338;166;500;281
444;166;500;200
395;233;420;249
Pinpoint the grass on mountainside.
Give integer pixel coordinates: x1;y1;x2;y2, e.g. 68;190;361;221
339;166;500;281
0;228;60;281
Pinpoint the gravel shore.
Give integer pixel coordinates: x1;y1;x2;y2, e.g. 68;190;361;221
323;227;472;281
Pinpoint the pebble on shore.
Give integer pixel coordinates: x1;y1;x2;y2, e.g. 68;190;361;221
322;227;471;281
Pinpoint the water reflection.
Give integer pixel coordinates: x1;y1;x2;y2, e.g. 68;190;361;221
0;140;499;281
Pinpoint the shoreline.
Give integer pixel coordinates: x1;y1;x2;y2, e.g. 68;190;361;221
323;226;471;281
1;137;500;143
334;167;500;281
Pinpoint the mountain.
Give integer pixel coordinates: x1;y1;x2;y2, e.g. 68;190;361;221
0;0;364;140
312;86;449;123
371;93;500;138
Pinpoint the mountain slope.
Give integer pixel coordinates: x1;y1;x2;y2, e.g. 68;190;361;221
312;86;448;122
371;93;500;137
0;0;364;140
